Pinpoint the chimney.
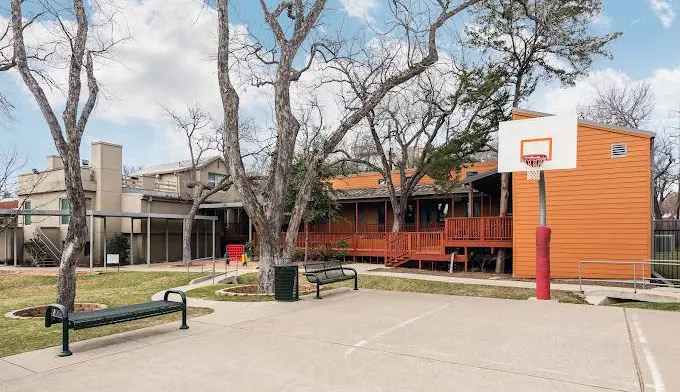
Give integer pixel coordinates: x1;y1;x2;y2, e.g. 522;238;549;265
46;155;63;170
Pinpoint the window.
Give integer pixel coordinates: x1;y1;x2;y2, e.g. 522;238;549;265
611;143;627;158
23;201;32;225
378;178;386;185
60;198;70;225
377;206;385;225
208;172;227;184
405;203;416;224
466;171;478;178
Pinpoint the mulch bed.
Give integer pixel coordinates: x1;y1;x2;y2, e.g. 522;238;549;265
9;303;106;318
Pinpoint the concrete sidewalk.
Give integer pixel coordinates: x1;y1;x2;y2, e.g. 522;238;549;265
2;287;678;391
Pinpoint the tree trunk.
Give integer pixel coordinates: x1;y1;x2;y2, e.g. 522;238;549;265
56;153;88;311
391;207;404;233
182;202;201;265
653;192;663;219
304;223;309;263
495;172;510;274
258;232;281;294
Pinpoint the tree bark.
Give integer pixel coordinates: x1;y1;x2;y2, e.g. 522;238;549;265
495;172;510;274
55;154;88;310
12;0;97;311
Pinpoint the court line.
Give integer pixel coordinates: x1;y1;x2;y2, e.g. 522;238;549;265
345;303;449;357
631;312;666;392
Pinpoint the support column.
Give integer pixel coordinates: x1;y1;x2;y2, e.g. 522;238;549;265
212;219;216;260
195;221;199;259
130;217;134;265
204;221;208;258
248;216;253;242
165;219;169;263
451;196;455;218
13;225;17;267
89;213;94;271
146;216;151;266
416;199;420;230
468;188;474;217
103;217;107;269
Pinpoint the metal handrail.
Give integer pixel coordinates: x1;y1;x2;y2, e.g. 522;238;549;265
35;228;62;262
578;260;680;293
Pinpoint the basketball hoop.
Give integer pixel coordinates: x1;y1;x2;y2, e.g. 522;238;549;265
522;154;547;181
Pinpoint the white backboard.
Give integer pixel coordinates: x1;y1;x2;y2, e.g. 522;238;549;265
498;115;577;173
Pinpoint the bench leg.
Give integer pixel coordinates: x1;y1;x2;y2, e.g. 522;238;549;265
180;306;189;330
353;275;358;291
316;283;321;299
60;322;72;357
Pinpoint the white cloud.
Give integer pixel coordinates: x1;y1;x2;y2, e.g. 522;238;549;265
529;66;680;134
339;0;377;22
649;0;676;28
592;12;613;27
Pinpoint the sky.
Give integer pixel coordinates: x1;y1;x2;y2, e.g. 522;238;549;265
1;0;680;178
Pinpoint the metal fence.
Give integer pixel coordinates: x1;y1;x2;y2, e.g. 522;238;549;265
653;219;680;280
578;260;680;292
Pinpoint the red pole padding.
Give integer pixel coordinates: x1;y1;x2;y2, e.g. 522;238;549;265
535;226;552;300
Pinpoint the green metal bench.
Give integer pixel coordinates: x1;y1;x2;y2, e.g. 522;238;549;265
45;290;188;357
303;261;358;299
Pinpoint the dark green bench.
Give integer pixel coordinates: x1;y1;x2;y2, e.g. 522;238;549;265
45;290;188;357
303;261;358;299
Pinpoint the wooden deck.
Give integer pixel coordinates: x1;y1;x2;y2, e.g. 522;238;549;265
287;217;513;270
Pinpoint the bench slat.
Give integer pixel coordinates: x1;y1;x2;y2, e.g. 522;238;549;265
64;301;183;329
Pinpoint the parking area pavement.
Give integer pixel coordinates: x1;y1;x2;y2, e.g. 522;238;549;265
1;288;677;391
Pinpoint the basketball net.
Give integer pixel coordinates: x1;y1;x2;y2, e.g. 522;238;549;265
522;154;547;181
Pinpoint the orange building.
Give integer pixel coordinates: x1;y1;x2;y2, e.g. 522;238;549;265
301;108;653;278
511;109;653;278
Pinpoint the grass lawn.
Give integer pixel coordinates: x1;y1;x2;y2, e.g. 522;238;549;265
188;272;586;304
187;273;275;302
613;301;680;312
0;271;213;358
326;275;587;304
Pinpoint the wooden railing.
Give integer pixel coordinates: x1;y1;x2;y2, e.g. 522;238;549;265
444;217;512;241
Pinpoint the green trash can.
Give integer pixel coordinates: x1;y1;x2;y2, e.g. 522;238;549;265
274;263;299;301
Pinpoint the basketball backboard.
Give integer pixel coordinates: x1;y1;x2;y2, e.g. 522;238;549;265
497;114;577;173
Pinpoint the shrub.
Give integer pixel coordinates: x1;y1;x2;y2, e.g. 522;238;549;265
106;234;130;265
23;239;48;265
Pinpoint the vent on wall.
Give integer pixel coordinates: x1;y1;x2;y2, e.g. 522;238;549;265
611;143;627;158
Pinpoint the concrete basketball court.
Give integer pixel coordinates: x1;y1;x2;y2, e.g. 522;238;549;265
1;288;678;391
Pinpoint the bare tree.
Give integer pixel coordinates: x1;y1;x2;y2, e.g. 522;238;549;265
578;82;655;129
578;81;674;219
466;0;621;274
162;103;232;265
217;0;482;293
652;136;676;219
11;0;107;310
336;65;505;232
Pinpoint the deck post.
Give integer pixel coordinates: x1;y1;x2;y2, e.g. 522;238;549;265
416;199;420;231
355;202;359;233
480;193;485;216
468;188;474;217
384;200;388;232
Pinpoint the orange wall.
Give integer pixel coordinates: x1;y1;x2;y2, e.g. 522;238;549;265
512;111;652;278
329;162;497;190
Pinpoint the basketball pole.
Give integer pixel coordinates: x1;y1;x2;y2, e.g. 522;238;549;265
535;171;551;300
